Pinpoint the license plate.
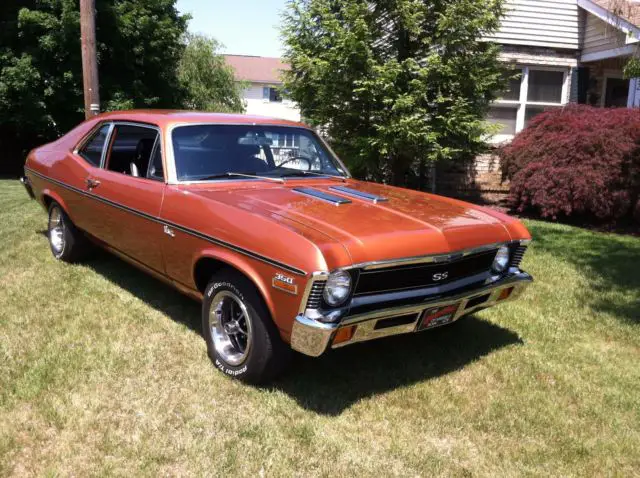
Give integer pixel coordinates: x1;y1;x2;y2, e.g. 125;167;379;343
418;303;460;331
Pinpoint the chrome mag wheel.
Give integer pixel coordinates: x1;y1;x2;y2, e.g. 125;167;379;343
48;206;65;256
208;290;253;366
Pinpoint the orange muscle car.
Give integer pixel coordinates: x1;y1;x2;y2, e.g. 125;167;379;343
21;111;533;383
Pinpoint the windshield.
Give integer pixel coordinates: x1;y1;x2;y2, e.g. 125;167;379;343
171;125;348;181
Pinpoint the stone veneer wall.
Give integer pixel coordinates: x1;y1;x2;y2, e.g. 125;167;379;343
435;152;510;205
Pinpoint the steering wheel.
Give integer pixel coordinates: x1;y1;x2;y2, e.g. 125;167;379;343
276;156;312;171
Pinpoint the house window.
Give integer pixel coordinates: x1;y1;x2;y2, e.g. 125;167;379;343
489;66;568;141
527;70;564;103
263;86;282;103
277;134;299;148
486;106;518;136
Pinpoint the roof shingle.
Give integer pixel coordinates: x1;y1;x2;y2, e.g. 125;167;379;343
224;55;290;84
591;0;640;28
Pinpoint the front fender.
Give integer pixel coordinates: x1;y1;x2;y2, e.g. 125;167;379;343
192;247;283;329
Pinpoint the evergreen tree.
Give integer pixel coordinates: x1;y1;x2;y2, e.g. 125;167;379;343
282;0;507;186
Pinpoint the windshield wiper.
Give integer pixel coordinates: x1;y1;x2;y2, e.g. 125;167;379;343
196;172;285;183
278;170;347;182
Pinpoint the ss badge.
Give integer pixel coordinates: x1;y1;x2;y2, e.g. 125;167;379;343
272;272;298;295
432;272;449;281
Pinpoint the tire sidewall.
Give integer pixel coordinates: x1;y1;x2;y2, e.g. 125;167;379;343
48;203;69;260
202;277;272;382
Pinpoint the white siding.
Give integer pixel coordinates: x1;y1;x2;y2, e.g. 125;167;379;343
582;11;626;55
241;83;301;122
487;0;580;50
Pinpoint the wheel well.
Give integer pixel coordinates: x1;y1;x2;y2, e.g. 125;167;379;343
193;257;275;319
42;194;53;210
194;257;250;294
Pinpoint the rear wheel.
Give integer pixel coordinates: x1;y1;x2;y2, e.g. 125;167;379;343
47;202;89;262
202;271;291;384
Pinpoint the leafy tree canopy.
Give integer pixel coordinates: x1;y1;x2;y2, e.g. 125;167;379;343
178;33;245;113
282;0;507;186
0;1;237;174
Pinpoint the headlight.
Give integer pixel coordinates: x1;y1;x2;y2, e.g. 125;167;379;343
492;245;510;273
323;270;352;306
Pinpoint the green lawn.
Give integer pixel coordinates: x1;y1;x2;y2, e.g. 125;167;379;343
1;179;639;476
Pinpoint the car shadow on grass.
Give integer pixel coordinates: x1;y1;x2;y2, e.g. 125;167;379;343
74;245;522;413
83;249;202;334
527;221;640;325
273;317;522;415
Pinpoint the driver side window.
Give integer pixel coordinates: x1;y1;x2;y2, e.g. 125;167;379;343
105;124;161;180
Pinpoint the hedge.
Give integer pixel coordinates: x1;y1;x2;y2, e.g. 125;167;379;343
499;105;640;225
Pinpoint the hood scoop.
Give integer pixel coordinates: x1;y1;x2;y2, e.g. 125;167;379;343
329;185;388;204
292;187;352;205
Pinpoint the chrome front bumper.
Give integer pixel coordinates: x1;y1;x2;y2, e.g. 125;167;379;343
290;270;533;357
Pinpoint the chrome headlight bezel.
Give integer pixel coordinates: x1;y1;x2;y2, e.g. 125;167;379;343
322;270;352;306
492;245;511;273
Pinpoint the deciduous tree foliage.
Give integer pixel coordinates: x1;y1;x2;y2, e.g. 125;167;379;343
281;0;507;186
178;33;245;113
0;0;188;174
499;105;640;226
0;1;241;175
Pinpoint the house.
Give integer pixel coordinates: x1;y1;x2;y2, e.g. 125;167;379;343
224;55;301;122
486;0;640;143
223;1;640;140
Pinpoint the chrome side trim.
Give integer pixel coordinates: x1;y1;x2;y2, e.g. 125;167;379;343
292;187;352;205
328;185;388;203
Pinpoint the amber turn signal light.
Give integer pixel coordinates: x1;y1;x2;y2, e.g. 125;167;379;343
497;287;514;301
333;326;356;345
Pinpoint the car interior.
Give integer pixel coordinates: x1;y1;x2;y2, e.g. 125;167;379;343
105;125;159;179
174;139;271;180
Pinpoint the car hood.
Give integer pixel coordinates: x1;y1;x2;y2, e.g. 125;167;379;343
189;180;514;266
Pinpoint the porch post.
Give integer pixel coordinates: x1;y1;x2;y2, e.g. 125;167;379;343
628;78;640;108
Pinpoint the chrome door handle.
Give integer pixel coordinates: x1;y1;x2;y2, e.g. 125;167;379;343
85;178;101;189
163;225;175;237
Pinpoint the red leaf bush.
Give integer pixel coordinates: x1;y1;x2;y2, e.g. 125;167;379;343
499;105;640;225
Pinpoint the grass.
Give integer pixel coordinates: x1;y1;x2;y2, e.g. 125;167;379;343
0;178;639;476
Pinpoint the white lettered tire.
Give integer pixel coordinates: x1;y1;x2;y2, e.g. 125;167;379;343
202;270;291;384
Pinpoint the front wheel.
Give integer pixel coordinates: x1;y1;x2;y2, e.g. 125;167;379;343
202;271;291;384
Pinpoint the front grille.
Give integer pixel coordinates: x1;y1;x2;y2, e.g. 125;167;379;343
305;280;326;309
510;244;528;269
354;250;497;296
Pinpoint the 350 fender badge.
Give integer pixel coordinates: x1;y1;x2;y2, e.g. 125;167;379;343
272;273;298;295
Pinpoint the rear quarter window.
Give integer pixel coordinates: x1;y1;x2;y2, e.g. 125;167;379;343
78;124;111;166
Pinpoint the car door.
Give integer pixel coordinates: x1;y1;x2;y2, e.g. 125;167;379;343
83;122;166;274
63;123;113;233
